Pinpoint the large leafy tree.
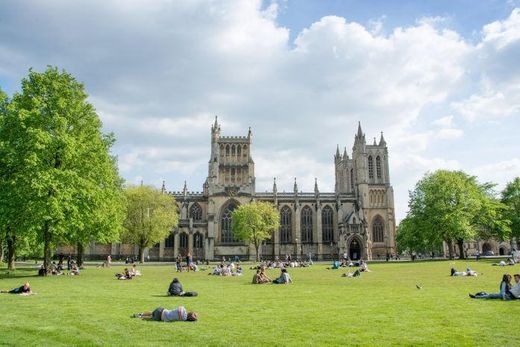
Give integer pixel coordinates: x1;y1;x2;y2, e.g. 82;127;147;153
121;185;178;263
232;201;280;262
502;177;520;248
398;170;510;259
0;67;125;269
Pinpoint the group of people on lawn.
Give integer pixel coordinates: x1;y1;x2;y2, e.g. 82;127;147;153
470;273;520;300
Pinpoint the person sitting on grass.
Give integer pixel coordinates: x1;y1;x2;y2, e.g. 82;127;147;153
469;274;513;300
115;268;133;280
252;269;262;284
69;262;80;276
359;259;370;272
1;282;35;295
259;267;271;283
132;306;198;322
342;269;361;278
507;273;520;299
129;264;141;277
273;268;292;284
167;278;198;296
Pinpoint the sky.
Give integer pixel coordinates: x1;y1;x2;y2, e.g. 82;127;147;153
0;0;519;222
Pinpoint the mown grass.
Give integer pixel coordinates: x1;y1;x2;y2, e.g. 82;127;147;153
0;259;519;346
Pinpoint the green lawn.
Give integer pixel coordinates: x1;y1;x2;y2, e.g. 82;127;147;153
0;260;519;346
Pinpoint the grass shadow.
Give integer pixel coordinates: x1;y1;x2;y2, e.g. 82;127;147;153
0;267;39;280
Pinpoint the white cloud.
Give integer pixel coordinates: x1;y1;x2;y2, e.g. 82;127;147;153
0;1;519;223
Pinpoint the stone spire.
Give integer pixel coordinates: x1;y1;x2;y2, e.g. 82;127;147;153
182;180;187;198
273;177;277;195
314;177;319;195
247;126;252;139
212;115;219;130
379;131;387;146
335;144;340;160
357;121;363;138
161;180;166;193
373;137;377;146
293;177;298;194
343;147;348;159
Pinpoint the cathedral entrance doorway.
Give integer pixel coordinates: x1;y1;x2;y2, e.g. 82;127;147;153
349;238;361;260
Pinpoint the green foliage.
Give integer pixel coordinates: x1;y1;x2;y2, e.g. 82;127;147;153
0;261;518;346
0;67;125;268
502;177;520;245
398;170;510;258
121;185;178;262
232;201;280;261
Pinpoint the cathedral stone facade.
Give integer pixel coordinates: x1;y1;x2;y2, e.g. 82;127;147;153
146;118;396;261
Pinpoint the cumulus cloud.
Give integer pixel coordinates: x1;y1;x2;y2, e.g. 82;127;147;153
0;1;519;221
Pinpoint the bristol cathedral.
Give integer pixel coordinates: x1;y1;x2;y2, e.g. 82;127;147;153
79;118;397;261
141;117;396;261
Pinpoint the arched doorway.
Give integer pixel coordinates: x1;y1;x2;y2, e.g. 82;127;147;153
349;238;362;260
499;247;505;256
482;242;492;253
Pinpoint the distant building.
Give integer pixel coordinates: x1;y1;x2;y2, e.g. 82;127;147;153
74;117;397;261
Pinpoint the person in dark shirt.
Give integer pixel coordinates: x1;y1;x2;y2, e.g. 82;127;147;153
167;278;197;296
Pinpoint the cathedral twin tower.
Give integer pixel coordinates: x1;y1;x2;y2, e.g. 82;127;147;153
160;117;396;261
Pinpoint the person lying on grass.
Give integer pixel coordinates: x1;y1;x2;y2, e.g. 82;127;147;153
342;269;361;278
0;282;35;295
132;306;198;322
451;267;478;276
272;268;292;284
168;278;198;296
469;274;513;300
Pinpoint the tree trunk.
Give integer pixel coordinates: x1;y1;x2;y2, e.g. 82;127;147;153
0;236;4;263
457;239;465;259
139;246;145;263
77;243;84;267
447;240;453;260
255;242;260;262
43;221;52;269
6;229;16;271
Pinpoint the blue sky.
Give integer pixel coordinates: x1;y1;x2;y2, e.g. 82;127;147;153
0;0;519;221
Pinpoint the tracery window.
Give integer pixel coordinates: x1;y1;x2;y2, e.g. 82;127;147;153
225;145;230;156
322;206;333;243
301;206;313;243
237;146;241;157
280;206;292;244
193;232;203;248
221;202;239;243
376;156;382;179
231;145;236;156
368;156;374;179
189;203;202;221
179;233;188;249
372;216;384;243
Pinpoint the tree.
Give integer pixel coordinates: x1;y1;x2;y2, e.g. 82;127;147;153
502;177;520;248
232;201;280;262
397;170;510;259
0;67;126;269
121;185;178;263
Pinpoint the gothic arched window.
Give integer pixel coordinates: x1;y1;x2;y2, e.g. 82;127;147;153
220;144;224;157
189;203;202;221
322;206;333;243
376;156;382;179
193;232;203;248
350;168;354;191
221;201;239;243
225;145;230;156
231;144;236;156
180;233;188;249
301;206;313;243
237;145;241;157
368;155;374;179
165;233;174;248
280;206;292;244
372;216;384;243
